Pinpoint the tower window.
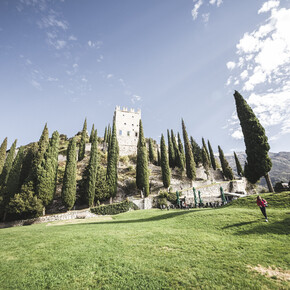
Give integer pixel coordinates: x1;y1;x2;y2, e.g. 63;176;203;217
127;131;130;136
124;123;126;125
135;132;138;137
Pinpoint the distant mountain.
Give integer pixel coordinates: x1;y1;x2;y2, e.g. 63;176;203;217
225;152;290;187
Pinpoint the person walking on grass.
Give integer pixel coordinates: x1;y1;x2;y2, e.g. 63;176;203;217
257;196;268;222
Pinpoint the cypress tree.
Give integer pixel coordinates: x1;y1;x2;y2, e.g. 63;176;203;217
62;138;77;210
148;138;155;164
89;124;95;143
104;126;108;143
171;130;184;171
0;137;7;175
233;90;273;191
182;119;196;180
208;140;216;170
0;139;17;186
160;134;171;188
234;152;244;177
218;146;234;180
106;120;118;201
78;118;87;161
202;146;210;178
95;165;110;202
136;120;149;197
167;130;175;168
177;132;185;167
157;148;161;166
202;138;210;166
36;131;60;208
86;131;98;207
190;137;202;165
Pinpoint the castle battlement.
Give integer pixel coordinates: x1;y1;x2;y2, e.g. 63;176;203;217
115;105;141;115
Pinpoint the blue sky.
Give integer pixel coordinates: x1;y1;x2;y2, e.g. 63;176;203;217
0;0;290;153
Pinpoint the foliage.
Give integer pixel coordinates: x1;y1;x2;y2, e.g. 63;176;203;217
167;130;175;168
182;119;196;180
0;137;7;175
177;132;185;168
172;130;184;171
207;140;216;170
274;181;289;193
123;179;137;195
202;138;210;166
90;200;139;215
202;146;210;178
233;91;272;189
119;155;129;165
148;138;156;164
95;165;110;202
128;154;137;164
218;146;234;180
78;118;87;161
61;138;77;210
36;131;60;207
136;120;149;197
158;190;177;204
190;137;202;166
160;134;171;188
106;120;118;199
85;131;98;207
89;124;95;143
234;151;244;177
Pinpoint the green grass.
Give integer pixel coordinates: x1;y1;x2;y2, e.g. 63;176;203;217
0;194;289;289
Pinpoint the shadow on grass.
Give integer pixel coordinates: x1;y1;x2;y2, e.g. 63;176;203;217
65;209;208;227
232;217;290;235
222;220;259;229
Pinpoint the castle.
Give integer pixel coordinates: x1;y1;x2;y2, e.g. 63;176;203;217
114;106;141;156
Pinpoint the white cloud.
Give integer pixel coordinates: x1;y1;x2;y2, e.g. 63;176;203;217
97;55;104;62
131;95;142;104
240;70;248;80
73;63;78;68
47;77;58;82
38;12;68;30
231;129;243;140
209;0;223;7
69;35;77;41
81;77;88;82
192;0;203;20
226;61;236;70
107;74;113;79
258;0;280;14
88;40;103;48
31;79;42;90
202;13;210;23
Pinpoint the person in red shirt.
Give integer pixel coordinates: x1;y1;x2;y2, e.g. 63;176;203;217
257;195;268;222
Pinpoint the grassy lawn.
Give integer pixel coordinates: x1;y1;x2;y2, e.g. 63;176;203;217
0;193;289;289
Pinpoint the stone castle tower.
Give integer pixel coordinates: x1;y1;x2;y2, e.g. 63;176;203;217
114;106;141;156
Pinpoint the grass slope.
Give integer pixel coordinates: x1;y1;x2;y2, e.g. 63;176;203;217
0;194;289;289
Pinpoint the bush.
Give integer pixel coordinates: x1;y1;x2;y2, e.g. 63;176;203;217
158;190;177;204
119;155;129;165
128;154;137;164
90;200;139;215
123;179;137;195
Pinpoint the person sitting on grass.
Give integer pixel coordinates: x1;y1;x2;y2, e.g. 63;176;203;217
256;196;268;222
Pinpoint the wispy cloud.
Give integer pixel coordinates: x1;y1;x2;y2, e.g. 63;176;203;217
226;1;290;142
131;95;142;104
88;40;103;49
192;0;203;20
192;0;223;21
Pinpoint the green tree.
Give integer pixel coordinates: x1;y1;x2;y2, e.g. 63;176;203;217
136;120;149;197
202;138;210;166
157;148;161;166
177;132;185;168
103;126;108;143
160;134;171;188
148;138;156;164
0;137;7;175
202;146;210;178
78;118;87;161
86;131;98;207
172;130;184;171
208;140;216;170
36;131;60;208
0;139;17;186
234;152;244;177
167;130;175;168
218;146;234;180
234;90;273;191
106;120;118;201
62;138;77;210
190;137;202;165
182;119;196;180
89;124;95;143
95;165;110;202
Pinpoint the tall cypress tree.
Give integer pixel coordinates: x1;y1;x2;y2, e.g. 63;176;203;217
89;124;95;143
234;152;244;177
86;131;98;207
202;146;210;178
0;137;7;175
190;137;202;165
172;130;184;171
177;132;185;167
36;131;60;208
234;90;273;191
157;148;161;166
202;138;210;166
167;130;175;168
182;119;196;180
104;126;108;143
218;146;234;180
148;138;155;164
136;120;149;197
160;134;171;188
207;140;216;170
62;138;77;210
0;139;17;186
78;118;87;161
106;120;118;201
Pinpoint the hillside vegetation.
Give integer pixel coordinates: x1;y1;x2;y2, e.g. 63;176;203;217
0;195;289;289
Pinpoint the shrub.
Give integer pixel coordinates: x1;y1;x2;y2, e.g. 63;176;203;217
157;190;177;207
128;154;137;164
119;155;129;165
123;179;137;195
90;200;139;215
